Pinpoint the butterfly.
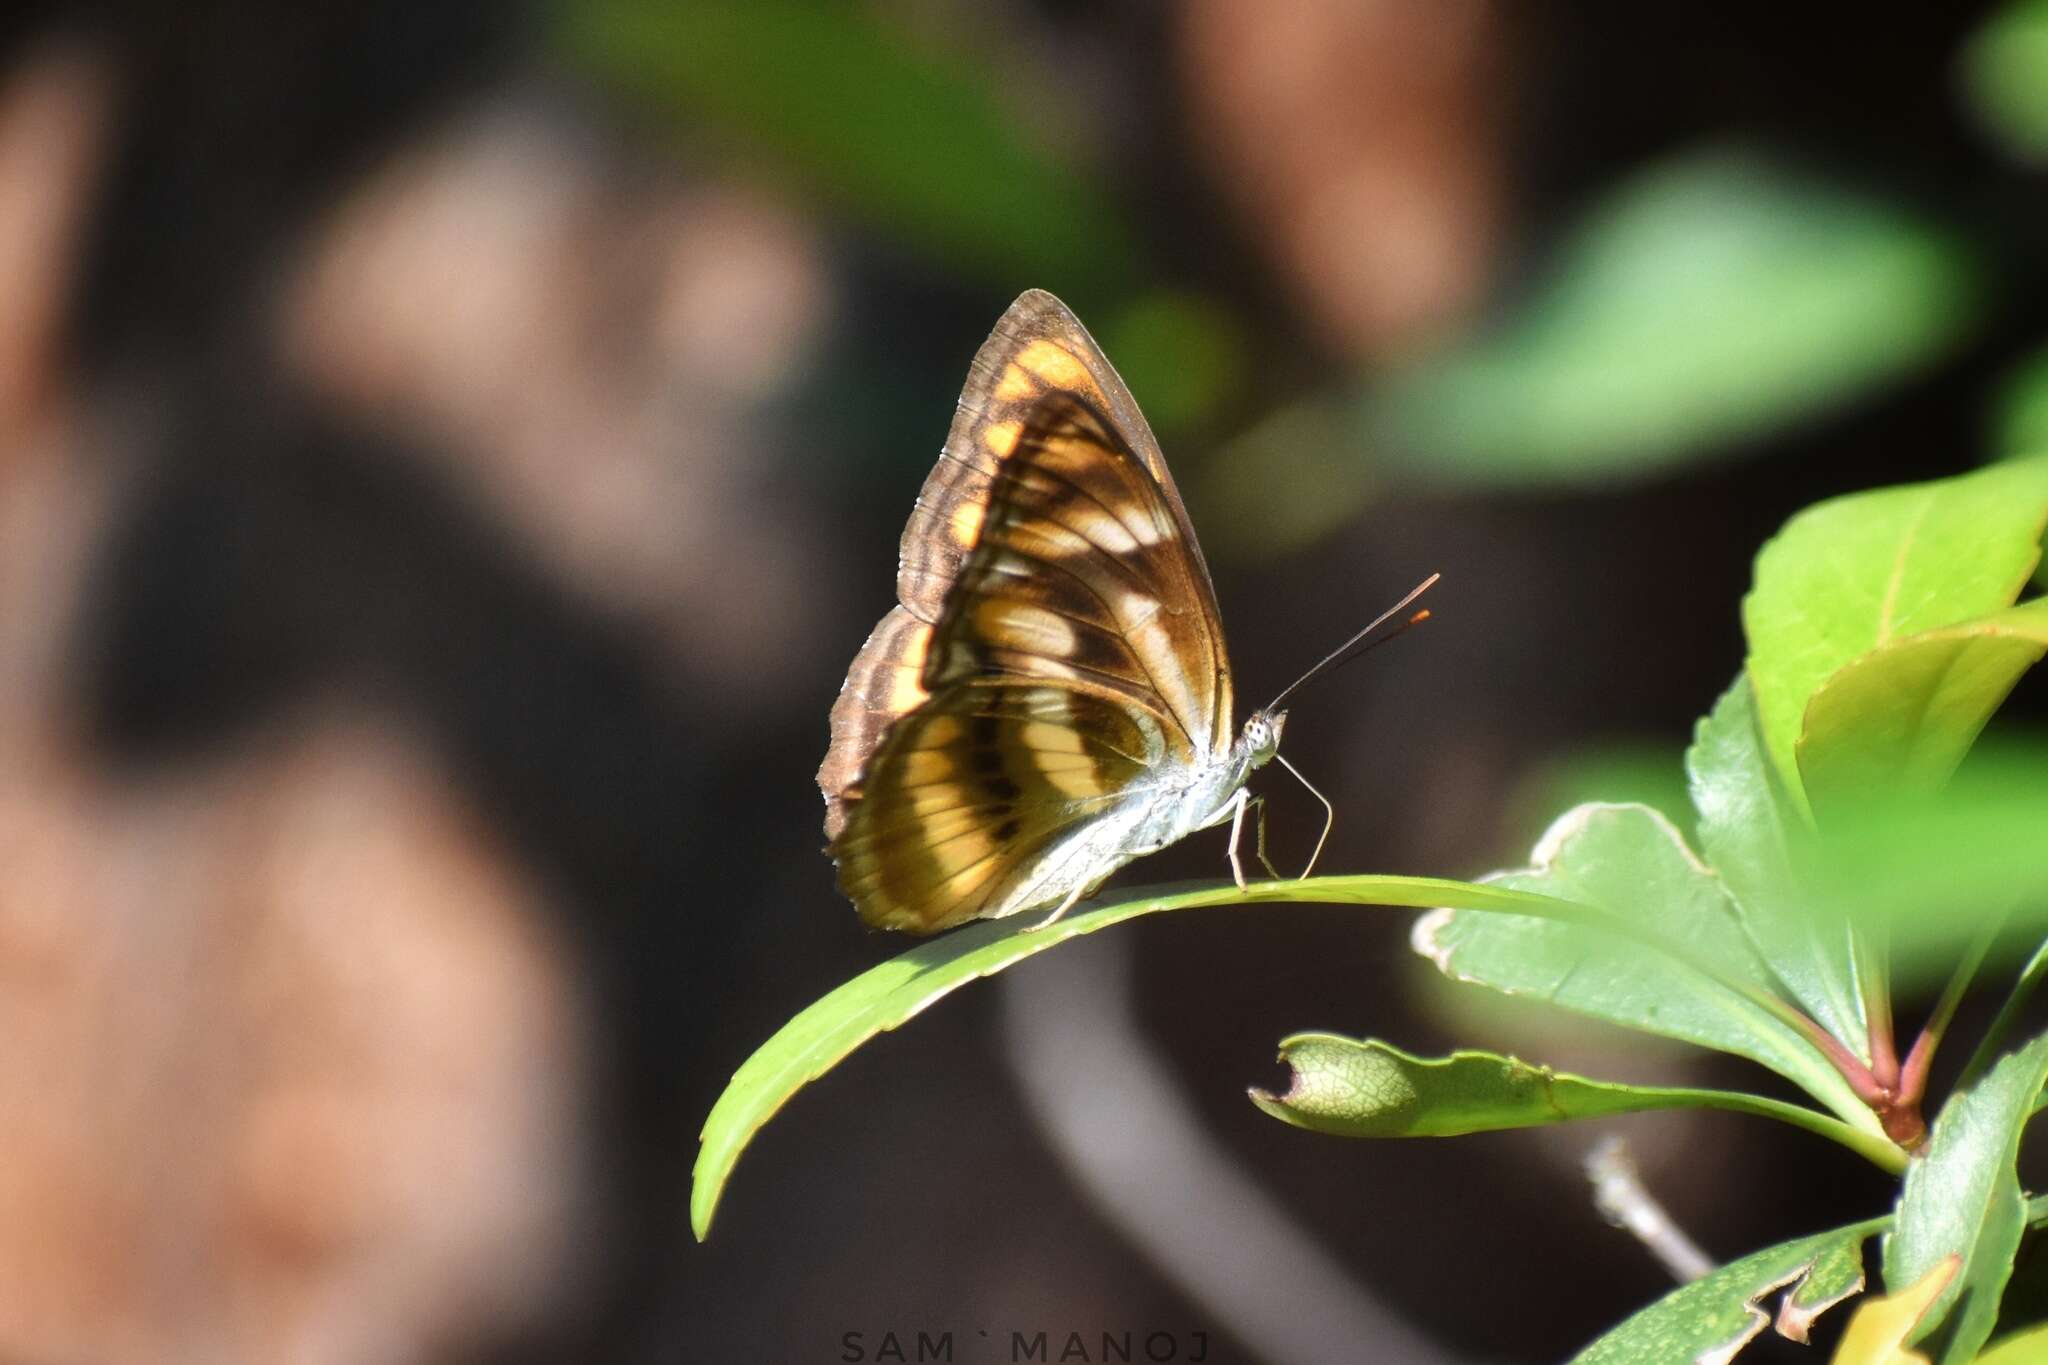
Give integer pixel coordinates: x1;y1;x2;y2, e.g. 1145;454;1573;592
818;290;1431;935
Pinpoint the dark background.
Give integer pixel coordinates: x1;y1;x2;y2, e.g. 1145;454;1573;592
0;2;2040;1362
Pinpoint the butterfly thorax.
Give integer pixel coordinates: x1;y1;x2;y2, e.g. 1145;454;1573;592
1124;706;1287;849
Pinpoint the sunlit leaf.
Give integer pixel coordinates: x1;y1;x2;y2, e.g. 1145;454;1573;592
1799;598;2048;819
558;0;1137;293
1882;1032;2048;1362
1688;677;1867;1058
1249;1034;1902;1168
1572;1218;1883;1364
693;874;1589;1239
1414;803;1882;1133
1976;1321;2048;1364
1372;149;1977;486
1743;457;2048;816
1831;1258;1958;1365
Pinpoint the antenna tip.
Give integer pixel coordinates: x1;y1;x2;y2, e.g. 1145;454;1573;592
1410;609;1432;625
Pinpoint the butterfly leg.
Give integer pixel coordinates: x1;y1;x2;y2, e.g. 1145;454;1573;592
1223;786;1252;890
1250;796;1283;882
1025;880;1089;933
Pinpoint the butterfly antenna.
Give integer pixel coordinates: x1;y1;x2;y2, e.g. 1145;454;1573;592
1265;572;1440;712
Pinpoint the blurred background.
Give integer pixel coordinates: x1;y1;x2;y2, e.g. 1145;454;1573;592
2;2;2046;1362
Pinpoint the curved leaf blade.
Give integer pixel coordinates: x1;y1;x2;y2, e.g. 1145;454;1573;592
1832;1258;1959;1365
1414;803;1881;1132
1249;1034;1903;1169
693;874;1577;1239
1688;676;1867;1055
1882;1032;2048;1362
1743;457;2048;815
1572;1217;1884;1364
1799;598;2048;819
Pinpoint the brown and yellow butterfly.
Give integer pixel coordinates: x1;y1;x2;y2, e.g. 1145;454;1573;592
819;290;1429;935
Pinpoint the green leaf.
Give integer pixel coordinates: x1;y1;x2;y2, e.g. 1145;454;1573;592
1572;1217;1883;1364
693;874;1588;1240
1372;148;1977;487
1882;1032;2048;1362
1833;1258;1959;1365
1688;676;1867;1059
1743;457;2048;816
1977;1321;2048;1365
1811;747;2048;983
1248;1034;1903;1169
1961;0;2048;165
557;0;1137;294
1786;1230;1880;1344
1989;342;2048;460
1799;598;2048;819
1415;803;1883;1134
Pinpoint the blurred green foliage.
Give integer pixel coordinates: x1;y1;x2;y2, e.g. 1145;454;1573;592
1991;344;2048;457
1195;401;1373;559
1097;291;1247;438
558;0;1137;296
1507;741;1691;843
1961;0;2048;164
1370;150;1979;486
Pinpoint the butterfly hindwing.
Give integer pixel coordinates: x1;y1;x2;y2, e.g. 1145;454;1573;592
819;606;930;841
831;683;1158;933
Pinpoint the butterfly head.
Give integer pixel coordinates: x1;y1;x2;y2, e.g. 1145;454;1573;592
1242;708;1287;768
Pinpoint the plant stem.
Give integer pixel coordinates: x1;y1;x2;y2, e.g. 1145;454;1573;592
1658;1088;1907;1175
1856;920;1898;1090
1957;932;2048;1093
1898;914;2002;1110
1585;1137;1714;1281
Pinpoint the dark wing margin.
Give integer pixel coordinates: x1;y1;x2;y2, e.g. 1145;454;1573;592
819;606;929;842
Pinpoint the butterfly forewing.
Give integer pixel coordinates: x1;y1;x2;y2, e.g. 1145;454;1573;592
927;394;1224;756
821;290;1238;933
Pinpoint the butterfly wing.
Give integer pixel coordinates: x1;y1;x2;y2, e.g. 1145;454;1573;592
831;682;1160;933
819;290;1231;845
829;383;1234;933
